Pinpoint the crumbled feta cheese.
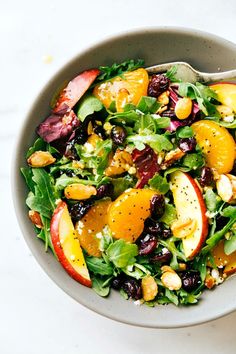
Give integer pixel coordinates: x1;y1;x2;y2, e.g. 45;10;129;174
95;232;103;239
134;299;143;306
128;166;136;175
84;142;94;153
162;247;169;254
222;115;234;123
205;210;218;218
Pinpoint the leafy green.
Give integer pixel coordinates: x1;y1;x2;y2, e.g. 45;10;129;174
137;96;161;114
127;134;173;152
96;139;113;175
176;126;194;138
204;189;222;212
76;94;103;121
202;206;236;254
86;256;114;275
55;174;97;190
106;239;138;268
216;118;236;129
111;175;136;199
165;66;180;82
26;138;47;158
182;153;204;170
26;169;58;219
37;215;56;255
160;204;177;226
177;289;200;305
21;167;35;192
149;173;169;194
165;288;179;306
178;82;220;117
108;110;140;125
96;59;144;83
224;231;236;255
193;254;207;282
92;276;111;297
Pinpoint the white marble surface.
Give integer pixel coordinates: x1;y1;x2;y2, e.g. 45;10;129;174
2;0;236;353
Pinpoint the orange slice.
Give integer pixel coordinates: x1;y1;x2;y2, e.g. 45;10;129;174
192;120;235;174
93;68;149;112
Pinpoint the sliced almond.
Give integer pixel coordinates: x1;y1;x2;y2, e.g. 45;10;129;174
161;271;182;291
28;210;43;228
171;218;197;239
27;151;56;167
141;275;158;301
162;148;185;169
216;174;233;202
157;90;170;105
64;184;97;200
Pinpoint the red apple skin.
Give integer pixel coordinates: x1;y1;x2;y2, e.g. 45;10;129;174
50;201;92;287
53;68;100;113
185;174;209;258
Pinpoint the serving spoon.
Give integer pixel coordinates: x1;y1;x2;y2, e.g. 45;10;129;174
146;61;236;83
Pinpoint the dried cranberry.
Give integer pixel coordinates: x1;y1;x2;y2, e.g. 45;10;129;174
73;126;88;144
181;270;201;292
122;278;142;300
144;218;162;236
178;137;197;153
93;124;107;140
199;167;214;187
150;194;165;219
138;234;158;256
148;74;169;98
150;249;172;264
69;200;94;223
132;145;160;188
162;227;172;239
110;126;127;145
215;215;228;231
111;275;124;290
96;183;114;199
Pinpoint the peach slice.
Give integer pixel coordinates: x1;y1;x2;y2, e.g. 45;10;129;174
75;199;111;257
210;83;236;113
108;188;157;243
192;120;235;174
170;171;208;259
50;201;91;287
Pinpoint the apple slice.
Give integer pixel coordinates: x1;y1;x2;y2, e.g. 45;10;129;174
211;240;236;276
170;171;208;259
210;83;236;112
50;200;91;287
53;68;100;113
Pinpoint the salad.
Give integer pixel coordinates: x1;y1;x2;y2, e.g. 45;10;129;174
21;59;236;307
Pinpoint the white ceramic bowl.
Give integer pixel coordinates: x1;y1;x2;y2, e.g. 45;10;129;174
12;27;236;328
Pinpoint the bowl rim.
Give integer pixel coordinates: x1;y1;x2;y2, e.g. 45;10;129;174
11;26;236;328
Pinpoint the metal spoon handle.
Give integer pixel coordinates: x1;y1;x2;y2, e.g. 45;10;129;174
200;70;236;83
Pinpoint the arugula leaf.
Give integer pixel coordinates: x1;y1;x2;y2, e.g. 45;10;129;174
21;167;35;192
192;254;207;282
76;94;103;121
127;134;173;153
165;66;180;83
216;118;236;129
176;126;194;138
55;174;98;190
160;204;177;226
224;231;236;255
85;256;114;275
182;153;204;170
108;110;140;125
111;175;136;199
178;82;220;117
92;276;111;297
26;169;57;219
96;139;112;175
137;96;161;114
96;59;144;83
204;189;222;212
37;215;56;255
177;289;200;304
149;174;169;194
202;206;236;254
160;238;186;261
165;288;179;306
106;239;138;268
26;138;47;158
